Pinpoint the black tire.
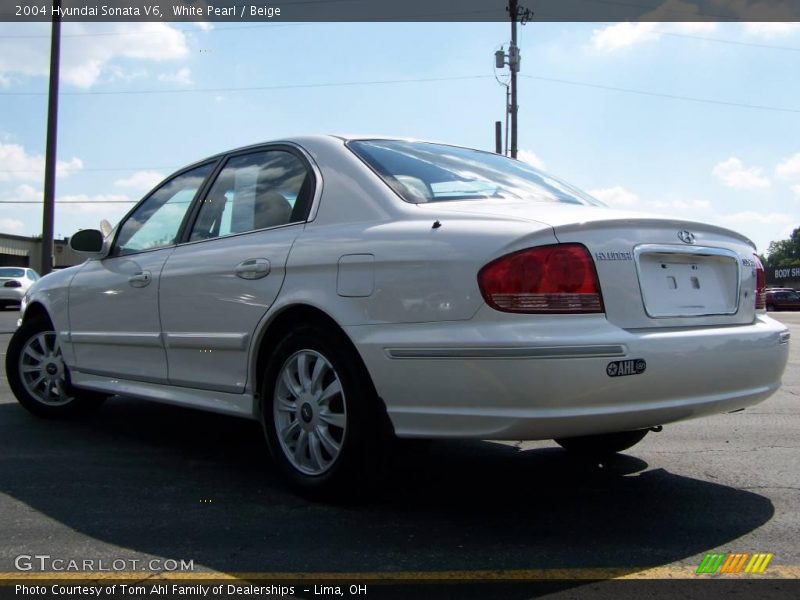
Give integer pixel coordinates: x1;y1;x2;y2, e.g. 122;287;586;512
555;429;649;455
6;315;107;418
260;324;387;497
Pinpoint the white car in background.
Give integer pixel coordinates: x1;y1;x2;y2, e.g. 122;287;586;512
0;267;39;309
5;136;791;494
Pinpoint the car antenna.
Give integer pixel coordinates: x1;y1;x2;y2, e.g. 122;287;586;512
432;220;442;229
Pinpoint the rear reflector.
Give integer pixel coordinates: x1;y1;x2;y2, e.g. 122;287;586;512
478;243;604;313
754;254;765;310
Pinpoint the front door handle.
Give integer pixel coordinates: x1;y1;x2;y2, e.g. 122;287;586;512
235;258;270;280
128;270;152;288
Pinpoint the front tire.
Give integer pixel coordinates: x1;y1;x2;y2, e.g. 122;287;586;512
261;324;386;496
6;315;106;418
555;429;649;456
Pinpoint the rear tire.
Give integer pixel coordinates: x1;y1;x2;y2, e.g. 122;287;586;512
260;324;387;497
6;315;107;418
555;429;649;455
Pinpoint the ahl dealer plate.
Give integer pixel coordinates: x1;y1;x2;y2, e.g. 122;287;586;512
606;359;647;377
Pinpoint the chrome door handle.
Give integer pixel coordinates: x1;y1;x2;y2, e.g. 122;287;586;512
235;258;270;280
128;271;152;287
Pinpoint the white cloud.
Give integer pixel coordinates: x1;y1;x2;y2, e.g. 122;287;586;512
743;23;800;39
590;20;718;52
650;198;711;211
0;218;24;233
0;23;191;88
56;157;84;177
11;183;41;202
588;185;640;206
158;67;193;86
105;65;149;84
517;149;545;170
791;184;800;202
775;153;800;180
591;23;661;52
717;211;795;226
672;22;719;34
712;157;770;190
0;143;83;182
58;193;131;213
0;184;39;235
114;170;164;191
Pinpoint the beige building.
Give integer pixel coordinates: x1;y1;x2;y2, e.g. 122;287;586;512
0;233;85;272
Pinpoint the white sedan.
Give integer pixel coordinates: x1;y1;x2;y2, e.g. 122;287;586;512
0;267;40;309
6;136;790;494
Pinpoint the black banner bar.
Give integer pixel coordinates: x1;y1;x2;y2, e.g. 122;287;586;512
3;0;800;23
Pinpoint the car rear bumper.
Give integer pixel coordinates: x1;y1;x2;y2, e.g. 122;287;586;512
347;311;790;439
0;288;24;302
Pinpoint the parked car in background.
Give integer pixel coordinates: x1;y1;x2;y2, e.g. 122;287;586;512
0;267;39;309
766;288;800;311
4;136;791;495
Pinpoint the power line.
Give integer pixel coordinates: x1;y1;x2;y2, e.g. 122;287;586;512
587;22;800;53
0;200;135;203
520;74;800;114
1;71;795;115
0;166;176;173
660;30;800;53
0;74;494;97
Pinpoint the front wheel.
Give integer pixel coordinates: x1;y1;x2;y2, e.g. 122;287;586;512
6;315;106;418
261;325;387;496
555;429;649;456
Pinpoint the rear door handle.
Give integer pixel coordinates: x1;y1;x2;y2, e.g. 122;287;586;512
235;258;270;280
128;271;152;288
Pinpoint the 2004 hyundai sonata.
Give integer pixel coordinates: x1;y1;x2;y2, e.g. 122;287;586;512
6;136;791;493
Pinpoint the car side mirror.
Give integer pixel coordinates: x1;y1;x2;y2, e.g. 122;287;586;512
69;229;108;258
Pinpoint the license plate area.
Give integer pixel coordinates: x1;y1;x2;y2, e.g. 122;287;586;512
634;245;740;318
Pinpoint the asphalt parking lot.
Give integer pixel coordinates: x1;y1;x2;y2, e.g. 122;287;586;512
0;308;798;596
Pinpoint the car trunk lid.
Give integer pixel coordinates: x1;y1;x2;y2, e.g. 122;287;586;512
415;201;759;328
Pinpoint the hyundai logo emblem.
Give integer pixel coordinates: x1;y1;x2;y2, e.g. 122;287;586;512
677;230;696;245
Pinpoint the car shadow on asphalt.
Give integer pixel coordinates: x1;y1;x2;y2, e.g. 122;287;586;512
0;397;775;592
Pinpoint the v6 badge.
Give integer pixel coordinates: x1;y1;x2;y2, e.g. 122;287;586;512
606;359;647;377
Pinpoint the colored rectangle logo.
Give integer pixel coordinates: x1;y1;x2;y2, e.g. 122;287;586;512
696;552;773;574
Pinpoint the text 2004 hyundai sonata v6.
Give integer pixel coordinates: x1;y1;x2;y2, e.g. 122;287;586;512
6;136;790;493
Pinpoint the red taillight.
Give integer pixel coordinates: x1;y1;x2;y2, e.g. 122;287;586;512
754;254;765;310
3;280;21;288
478;243;604;313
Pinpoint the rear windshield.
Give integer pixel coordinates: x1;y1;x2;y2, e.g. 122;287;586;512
0;268;24;278
348;140;602;206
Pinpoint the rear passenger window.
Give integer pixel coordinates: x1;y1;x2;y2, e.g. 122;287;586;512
190;150;312;242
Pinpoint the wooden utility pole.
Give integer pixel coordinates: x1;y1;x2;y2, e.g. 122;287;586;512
41;0;61;275
509;0;518;159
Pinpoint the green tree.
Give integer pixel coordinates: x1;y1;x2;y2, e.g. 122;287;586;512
760;226;800;271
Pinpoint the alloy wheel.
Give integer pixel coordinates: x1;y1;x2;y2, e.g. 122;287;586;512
273;349;347;476
18;331;73;406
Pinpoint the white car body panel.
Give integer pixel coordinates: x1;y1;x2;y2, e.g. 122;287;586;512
68;248;173;383
20;134;790;440
347;308;788;438
159;223;301;392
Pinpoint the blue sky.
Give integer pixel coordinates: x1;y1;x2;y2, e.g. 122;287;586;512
0;20;798;253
